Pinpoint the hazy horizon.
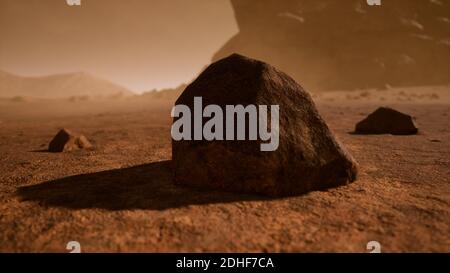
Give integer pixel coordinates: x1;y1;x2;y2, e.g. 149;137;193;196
0;0;238;93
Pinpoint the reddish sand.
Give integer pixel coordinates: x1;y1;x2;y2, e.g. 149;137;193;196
0;86;449;252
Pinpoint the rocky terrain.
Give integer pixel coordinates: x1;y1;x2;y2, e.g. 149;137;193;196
0;85;448;252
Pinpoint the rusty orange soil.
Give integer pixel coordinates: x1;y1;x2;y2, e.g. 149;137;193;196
0;87;449;252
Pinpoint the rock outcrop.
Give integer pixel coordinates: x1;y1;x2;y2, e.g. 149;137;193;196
213;0;450;90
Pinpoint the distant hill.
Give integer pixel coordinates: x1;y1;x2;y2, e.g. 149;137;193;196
141;84;187;101
0;70;134;98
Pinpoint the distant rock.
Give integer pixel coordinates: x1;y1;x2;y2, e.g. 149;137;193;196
355;107;418;135
213;0;450;90
0;70;133;99
172;54;358;197
48;129;93;152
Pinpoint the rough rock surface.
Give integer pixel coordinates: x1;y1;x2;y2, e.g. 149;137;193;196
172;54;358;197
48;128;93;152
355;107;418;135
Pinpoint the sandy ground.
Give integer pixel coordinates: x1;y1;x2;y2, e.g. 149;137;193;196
0;86;449;252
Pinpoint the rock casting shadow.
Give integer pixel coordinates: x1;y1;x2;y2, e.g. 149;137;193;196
17;160;267;210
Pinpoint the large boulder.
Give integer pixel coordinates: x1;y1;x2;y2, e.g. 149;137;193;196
355;107;418;135
172;54;358;197
48;128;93;152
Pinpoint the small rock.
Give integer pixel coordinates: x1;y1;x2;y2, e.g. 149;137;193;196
354;107;418;135
48;129;93;152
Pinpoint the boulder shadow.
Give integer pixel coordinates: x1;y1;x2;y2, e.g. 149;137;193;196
17;160;266;210
30;149;51;153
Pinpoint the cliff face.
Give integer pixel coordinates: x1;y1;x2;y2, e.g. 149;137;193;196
213;0;450;90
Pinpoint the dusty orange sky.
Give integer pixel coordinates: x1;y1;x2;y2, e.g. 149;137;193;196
0;0;238;92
